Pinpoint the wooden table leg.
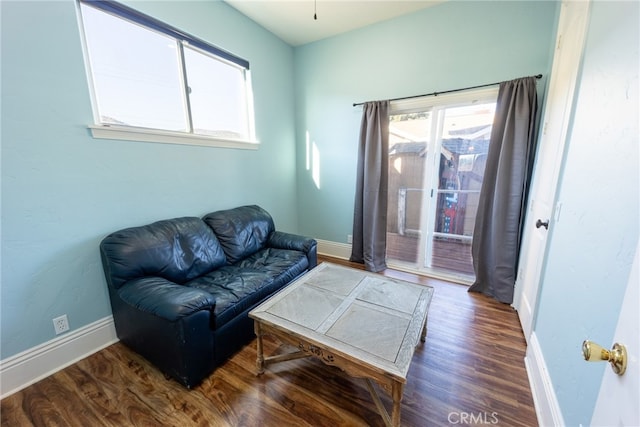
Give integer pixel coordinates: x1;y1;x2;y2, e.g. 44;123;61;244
365;379;405;427
254;321;265;375
365;379;392;427
391;381;405;427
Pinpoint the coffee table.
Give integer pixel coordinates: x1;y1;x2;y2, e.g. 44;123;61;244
249;262;434;426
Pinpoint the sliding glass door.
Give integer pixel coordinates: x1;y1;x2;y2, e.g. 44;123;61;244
386;89;497;282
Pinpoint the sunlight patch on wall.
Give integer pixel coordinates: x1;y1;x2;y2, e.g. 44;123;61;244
312;142;320;189
306;131;311;170
306;130;321;189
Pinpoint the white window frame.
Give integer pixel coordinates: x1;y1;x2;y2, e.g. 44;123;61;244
76;0;258;150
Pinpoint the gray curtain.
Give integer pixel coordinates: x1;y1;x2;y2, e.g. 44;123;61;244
350;101;390;272
469;77;539;303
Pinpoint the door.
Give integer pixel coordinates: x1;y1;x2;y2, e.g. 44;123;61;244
386;89;497;282
590;242;639;426
513;0;591;341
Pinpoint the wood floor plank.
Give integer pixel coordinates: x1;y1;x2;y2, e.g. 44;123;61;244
1;256;538;426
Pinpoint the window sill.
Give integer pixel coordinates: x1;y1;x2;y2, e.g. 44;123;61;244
88;124;260;150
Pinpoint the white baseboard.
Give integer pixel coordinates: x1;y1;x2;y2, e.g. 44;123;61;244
518;294;534;345
0;316;118;399
317;239;352;260
525;332;565;426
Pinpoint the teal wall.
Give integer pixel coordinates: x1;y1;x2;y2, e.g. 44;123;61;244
0;0;559;362
533;2;639;425
0;0;296;359
293;1;558;243
4;1;635;423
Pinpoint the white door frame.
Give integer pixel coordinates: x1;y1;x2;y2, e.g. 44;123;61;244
513;0;591;341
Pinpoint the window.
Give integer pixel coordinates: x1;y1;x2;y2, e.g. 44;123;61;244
386;88;498;282
78;0;257;148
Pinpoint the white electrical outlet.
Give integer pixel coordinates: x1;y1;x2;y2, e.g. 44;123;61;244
347;234;353;244
53;315;69;335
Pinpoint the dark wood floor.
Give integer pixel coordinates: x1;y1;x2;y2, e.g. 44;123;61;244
1;257;537;426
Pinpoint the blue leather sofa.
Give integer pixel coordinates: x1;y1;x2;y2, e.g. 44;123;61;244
100;205;317;388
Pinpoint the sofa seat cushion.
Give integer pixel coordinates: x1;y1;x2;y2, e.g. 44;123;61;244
236;248;309;283
186;248;308;329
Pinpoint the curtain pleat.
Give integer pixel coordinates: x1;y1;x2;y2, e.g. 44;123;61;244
469;77;539;303
350;101;390;272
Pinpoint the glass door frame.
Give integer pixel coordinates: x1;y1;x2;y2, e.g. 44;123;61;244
388;87;499;284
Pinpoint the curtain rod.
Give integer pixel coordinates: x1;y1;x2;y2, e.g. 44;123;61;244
352;74;543;107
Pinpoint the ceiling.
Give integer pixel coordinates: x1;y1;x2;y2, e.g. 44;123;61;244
224;0;444;46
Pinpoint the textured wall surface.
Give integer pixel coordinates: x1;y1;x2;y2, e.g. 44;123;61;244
533;2;639;425
293;0;558;243
1;0;296;359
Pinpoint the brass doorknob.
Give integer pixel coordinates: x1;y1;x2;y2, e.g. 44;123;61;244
582;340;627;375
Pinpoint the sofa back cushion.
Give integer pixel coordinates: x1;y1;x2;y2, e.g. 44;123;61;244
100;217;227;290
203;205;275;264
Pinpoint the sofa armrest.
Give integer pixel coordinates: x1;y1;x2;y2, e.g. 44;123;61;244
268;231;318;269
117;277;216;322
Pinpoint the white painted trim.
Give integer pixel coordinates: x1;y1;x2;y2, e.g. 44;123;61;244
525;332;565;427
0;316;118;399
517;292;534;345
317;238;352;260
390;86;499;113
88;124;260;150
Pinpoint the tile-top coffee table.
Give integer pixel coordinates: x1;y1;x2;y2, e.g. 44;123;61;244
249;262;434;426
